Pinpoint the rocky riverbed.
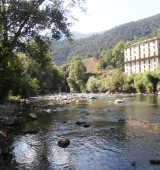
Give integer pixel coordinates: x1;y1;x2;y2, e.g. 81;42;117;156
0;99;32;158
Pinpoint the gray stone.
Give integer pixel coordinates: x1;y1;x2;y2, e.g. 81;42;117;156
58;138;70;148
28;113;38;120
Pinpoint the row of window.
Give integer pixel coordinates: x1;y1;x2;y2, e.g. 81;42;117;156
125;40;156;52
125;52;157;61
126;64;157;69
125;46;156;56
125;58;157;65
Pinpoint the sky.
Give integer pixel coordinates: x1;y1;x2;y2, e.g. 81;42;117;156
71;0;160;34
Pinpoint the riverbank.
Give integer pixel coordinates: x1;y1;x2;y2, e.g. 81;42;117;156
0;99;32;149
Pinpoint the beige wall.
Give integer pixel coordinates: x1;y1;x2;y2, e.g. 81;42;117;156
124;38;160;75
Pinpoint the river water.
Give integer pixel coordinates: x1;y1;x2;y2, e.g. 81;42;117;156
1;93;160;170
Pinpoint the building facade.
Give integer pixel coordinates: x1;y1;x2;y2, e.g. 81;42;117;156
124;37;160;75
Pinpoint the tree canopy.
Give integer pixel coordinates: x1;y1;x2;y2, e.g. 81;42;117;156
0;0;87;99
0;0;87;67
67;55;86;92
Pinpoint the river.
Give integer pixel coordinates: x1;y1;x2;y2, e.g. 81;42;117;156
1;93;160;170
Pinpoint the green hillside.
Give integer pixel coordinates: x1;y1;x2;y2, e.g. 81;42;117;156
51;13;160;66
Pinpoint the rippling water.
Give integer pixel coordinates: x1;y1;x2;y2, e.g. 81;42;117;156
2;94;160;170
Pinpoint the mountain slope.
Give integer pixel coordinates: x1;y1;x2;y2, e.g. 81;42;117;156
51;13;160;66
82;58;98;73
72;31;104;39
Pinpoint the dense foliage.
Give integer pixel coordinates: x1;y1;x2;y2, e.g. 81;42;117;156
1;0;160;100
0;0;87;100
97;41;132;70
51;13;160;65
85;69;160;94
67;55;86;92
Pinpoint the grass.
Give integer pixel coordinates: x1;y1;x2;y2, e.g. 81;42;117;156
82;57;115;76
82;57;98;73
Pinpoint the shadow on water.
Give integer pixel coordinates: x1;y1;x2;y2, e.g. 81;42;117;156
1;93;160;170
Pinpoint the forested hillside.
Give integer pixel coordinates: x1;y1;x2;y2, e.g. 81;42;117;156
51;13;160;66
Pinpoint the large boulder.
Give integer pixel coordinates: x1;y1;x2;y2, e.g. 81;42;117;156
58;138;70;148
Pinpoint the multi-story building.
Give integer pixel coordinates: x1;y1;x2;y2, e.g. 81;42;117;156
124;37;160;75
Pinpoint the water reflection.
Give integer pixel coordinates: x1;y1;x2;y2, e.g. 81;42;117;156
2;94;160;169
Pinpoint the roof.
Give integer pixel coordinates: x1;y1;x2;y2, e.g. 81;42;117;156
125;37;159;49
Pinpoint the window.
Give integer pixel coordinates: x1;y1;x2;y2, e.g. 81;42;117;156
144;60;145;64
148;53;150;57
154;52;156;56
144;54;145;58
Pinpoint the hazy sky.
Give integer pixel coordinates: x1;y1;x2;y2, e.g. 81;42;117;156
71;0;160;34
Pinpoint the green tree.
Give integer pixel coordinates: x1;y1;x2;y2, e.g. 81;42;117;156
0;0;86;99
145;70;160;93
22;38;63;95
111;70;126;92
86;76;98;92
134;73;146;93
0;0;86;66
60;63;70;92
67;55;86;92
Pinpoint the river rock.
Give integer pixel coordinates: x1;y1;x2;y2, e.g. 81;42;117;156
46;109;52;113
75;121;86;125
7;116;21;125
28;113;38;120
83;124;90;128
114;99;124;104
58;138;70;148
89;96;97;99
118;119;125;122
0;131;6;138
150;159;160;164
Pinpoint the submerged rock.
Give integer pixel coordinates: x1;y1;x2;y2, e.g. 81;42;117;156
58;138;70;148
131;162;136;166
83;124;90;128
118;119;125;122
150;159;160;164
28;113;38;120
75;121;86;125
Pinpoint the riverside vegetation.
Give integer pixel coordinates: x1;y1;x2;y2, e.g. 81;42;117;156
1;1;160;101
1;1;160;168
1;1;160;128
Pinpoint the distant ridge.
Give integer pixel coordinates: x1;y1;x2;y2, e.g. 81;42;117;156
51;13;160;66
71;31;105;39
